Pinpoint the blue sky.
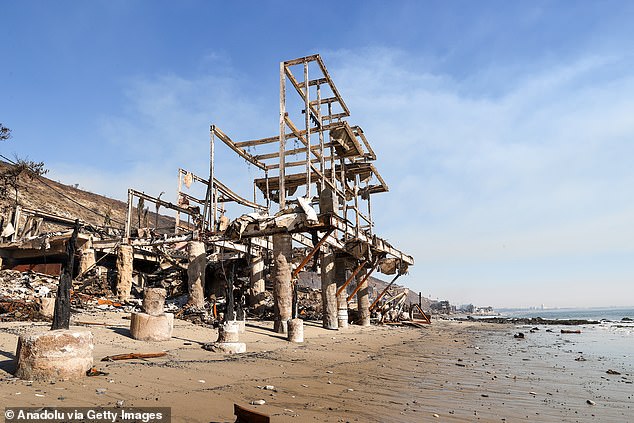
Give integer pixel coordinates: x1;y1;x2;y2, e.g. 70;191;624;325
3;1;634;308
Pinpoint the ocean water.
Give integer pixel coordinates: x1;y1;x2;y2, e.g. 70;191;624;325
500;306;634;322
497;307;634;370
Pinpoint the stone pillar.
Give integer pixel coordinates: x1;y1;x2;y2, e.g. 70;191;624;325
356;267;371;326
116;245;133;302
335;256;348;329
78;248;96;275
321;247;338;329
15;330;94;381
250;252;265;306
130;288;173;341
272;233;292;333
187;241;206;308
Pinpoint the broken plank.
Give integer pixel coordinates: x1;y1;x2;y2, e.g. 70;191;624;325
101;352;167;362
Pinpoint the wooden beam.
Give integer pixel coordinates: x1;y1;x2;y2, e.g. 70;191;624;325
291;228;335;280
347;261;377;303
336;259;368;297
310;96;338;106
369;273;401;312
284;67;322;120
284;54;319;66
315;55;351;116
213;126;267;170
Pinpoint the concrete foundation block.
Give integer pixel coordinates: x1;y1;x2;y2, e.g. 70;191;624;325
204;342;246;354
15;330;94;381
217;321;240;343
338;308;349;329
129;312;173;341
143;288;166;316
287;318;304;343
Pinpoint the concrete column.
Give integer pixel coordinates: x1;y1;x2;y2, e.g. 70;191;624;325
116;245;133;302
187;241;206;308
272;233;292;333
130;287;173;342
287;318;304;342
206;320;246;354
335;256;348;329
143;287;166;315
78;248;96;275
356;267;371;326
15;330;94;381
321;247;338;329
250;252;265;306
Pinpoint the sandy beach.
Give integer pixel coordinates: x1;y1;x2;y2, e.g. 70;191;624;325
1;315;632;422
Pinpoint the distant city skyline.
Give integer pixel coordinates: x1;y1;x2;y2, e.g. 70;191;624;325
3;1;634;308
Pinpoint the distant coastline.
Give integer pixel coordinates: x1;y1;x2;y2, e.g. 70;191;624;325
495;306;634;322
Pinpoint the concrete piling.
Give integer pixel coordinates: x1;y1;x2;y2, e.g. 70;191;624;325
321;247;338;330
335;256;348;329
250;252;265;307
116;245;133;302
130;287;173;341
272;233;292;333
287;318;304;342
15;330;94;381
187;241;206;308
356;267;371;326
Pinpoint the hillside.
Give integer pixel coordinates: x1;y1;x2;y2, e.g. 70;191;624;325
298;271;432;309
0;160;172;233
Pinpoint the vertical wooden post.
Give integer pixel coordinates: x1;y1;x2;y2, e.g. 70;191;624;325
51;220;79;330
125;189;133;239
304;60;311;198
354;174;360;237
175;169;182;232
317;84;325;178
279;61;287;209
210;125;216;230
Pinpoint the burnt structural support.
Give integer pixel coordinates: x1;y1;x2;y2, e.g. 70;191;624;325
272;233;292;333
51;220;79;330
187;241;206;308
356;267;371;326
116;244;133;302
321;246;337;329
249;251;265;306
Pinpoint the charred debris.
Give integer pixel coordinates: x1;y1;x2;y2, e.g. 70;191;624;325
0;55;429;329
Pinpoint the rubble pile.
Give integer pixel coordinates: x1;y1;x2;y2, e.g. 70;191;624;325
297;287;322;320
0;270;57;321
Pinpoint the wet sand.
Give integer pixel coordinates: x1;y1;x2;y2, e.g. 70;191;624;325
1;314;632;422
